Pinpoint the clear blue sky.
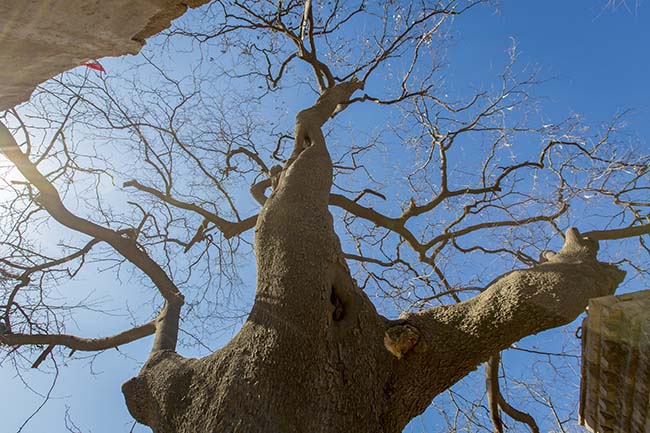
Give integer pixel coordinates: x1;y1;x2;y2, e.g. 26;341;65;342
2;1;649;432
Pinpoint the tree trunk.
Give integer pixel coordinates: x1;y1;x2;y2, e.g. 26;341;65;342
121;82;625;433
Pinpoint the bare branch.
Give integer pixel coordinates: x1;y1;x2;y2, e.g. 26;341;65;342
1;320;156;352
486;352;540;433
123;179;256;240
1;121;181;353
584;222;650;241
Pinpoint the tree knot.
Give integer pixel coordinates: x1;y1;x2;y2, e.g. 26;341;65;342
384;323;421;359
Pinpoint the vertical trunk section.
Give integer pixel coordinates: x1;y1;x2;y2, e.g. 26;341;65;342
123;81;396;433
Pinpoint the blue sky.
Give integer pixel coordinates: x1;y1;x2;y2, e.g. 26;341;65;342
2;1;649;432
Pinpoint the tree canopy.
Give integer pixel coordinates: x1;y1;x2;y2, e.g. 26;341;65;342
1;1;649;432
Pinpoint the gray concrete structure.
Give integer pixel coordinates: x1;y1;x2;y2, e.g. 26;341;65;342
0;0;208;110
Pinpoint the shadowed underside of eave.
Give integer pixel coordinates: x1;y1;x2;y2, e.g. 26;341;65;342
580;290;650;433
0;0;208;111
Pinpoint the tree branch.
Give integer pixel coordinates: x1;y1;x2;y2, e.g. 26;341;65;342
1;320;156;352
382;229;625;425
123;179;256;240
584;222;650;241
3;237;102;332
486;352;540;433
1;122;181;353
486;353;504;433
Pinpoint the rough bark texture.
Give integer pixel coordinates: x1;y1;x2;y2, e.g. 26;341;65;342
121;84;625;433
0;0;208;111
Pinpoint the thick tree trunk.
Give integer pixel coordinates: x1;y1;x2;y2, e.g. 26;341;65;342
120;83;625;433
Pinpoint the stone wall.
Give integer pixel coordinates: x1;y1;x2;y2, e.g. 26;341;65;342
579;290;650;433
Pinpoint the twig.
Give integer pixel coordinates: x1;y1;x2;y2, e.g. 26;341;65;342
31;344;55;369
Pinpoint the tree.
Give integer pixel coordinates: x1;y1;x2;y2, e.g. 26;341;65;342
1;1;648;432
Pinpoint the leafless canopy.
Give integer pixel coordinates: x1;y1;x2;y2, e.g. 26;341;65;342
1;1;648;431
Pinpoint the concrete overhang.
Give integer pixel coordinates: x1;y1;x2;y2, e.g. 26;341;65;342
0;0;208;111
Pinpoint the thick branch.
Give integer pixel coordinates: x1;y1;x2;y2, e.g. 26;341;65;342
1;320;156;351
382;229;625;426
0;122;181;353
584;222;650;241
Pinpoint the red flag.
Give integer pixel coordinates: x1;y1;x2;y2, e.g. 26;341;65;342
81;60;106;73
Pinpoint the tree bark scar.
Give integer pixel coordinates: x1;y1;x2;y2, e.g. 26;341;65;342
384;323;422;359
330;287;345;321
